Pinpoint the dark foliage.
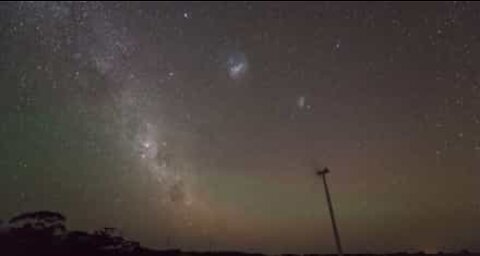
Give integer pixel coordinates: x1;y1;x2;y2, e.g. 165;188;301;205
1;210;139;256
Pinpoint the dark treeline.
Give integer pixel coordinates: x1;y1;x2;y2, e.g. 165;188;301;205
0;210;477;256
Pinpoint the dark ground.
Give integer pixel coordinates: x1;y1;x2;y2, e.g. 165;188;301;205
0;211;476;256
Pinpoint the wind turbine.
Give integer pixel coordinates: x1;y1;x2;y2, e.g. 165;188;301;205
316;167;343;256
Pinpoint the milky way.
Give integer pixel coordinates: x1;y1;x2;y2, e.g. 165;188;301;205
1;2;480;254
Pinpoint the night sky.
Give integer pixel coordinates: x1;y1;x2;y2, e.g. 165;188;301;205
1;1;480;254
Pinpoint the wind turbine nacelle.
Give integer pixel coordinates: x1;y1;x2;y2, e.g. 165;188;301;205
316;168;330;175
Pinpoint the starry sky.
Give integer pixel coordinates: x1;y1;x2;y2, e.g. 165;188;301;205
1;1;480;254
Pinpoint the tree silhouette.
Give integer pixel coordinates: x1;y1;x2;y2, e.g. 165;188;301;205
9;210;66;236
1;210;144;255
3;211;67;255
93;227;140;252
